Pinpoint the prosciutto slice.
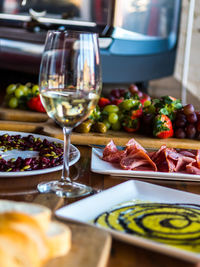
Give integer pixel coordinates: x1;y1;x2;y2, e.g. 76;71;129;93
102;140;126;163
102;138;200;175
120;149;157;171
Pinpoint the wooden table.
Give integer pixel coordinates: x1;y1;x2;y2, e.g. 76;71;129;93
0;145;200;267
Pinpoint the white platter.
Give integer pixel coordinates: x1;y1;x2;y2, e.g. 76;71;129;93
0;131;80;177
56;180;200;263
91;148;200;181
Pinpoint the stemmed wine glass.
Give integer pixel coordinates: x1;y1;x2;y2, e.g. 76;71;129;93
37;30;102;197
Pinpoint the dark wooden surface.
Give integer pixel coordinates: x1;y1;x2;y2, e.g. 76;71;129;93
0;145;200;267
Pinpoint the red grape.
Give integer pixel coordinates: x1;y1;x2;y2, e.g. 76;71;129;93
110;89;121;98
196;111;200;121
175;128;186;139
137;91;143;98
175;118;187;128
186;112;197;124
142;113;154;125
128;84;139;95
176;112;186;120
186;124;196;139
196;121;200;132
183;104;195;115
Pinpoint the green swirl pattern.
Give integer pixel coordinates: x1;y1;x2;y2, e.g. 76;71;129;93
94;203;200;252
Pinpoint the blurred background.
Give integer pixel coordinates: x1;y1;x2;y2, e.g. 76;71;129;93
0;0;199;107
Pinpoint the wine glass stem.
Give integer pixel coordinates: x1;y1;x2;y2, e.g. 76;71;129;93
61;126;72;183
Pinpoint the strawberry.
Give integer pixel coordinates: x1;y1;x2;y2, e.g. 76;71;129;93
123;117;140;133
153;114;173;138
98;97;111;108
27;95;46;113
131;106;143;119
111;98;123;106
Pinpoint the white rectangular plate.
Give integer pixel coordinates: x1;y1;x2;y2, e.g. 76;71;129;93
56;180;200;263
91;148;200;181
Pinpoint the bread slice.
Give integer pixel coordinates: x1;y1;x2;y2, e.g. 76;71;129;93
0;200;51;231
0;212;49;262
46;221;71;258
0;227;42;267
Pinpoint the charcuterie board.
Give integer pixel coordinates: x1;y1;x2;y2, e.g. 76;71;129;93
0;107;200;149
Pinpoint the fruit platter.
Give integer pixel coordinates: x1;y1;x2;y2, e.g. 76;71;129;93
1;82;200;149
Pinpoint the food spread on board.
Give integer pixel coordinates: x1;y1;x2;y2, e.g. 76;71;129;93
3;83;200;140
93;201;200;253
102;138;200;175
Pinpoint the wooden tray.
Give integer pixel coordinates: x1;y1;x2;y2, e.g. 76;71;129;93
46;222;111;267
33;194;111;267
0;107;200;150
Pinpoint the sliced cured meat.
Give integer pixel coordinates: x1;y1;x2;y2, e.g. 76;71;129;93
120;148;157;171
102;140;126;163
103;140;118;157
150;145;167;162
149;146;175;172
125;138;147;154
178;150;196;158
103;150;126;163
102;138;200;175
186;164;200;175
195;150;200;168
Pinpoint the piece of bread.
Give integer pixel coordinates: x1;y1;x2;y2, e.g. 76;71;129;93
0;201;72;267
0;225;42;267
0;200;51;231
46;220;71;258
0;212;49;263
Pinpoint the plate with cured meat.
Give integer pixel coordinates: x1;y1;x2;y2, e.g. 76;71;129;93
91;138;200;181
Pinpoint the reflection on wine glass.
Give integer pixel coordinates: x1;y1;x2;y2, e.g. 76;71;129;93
37;30;102;197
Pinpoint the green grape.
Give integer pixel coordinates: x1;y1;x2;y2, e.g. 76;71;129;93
120;99;135;111
20;85;29;95
103;105;119;114
102;120;111;130
143;100;151;107
32;85;39;95
14;86;25;98
8;97;18;108
6;84;17;95
108;113;118;124
111;121;121;131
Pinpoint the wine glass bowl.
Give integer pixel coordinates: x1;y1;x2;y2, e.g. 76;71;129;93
37;30;102;197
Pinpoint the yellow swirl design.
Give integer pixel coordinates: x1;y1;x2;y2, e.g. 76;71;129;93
94;203;200;252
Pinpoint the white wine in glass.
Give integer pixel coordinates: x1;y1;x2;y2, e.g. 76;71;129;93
37;30;102;197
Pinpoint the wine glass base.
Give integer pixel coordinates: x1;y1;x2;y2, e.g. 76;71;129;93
37;180;93;198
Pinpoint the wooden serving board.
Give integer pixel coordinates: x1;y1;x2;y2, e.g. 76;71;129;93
0;107;200;149
46;223;111;267
32;194;111;267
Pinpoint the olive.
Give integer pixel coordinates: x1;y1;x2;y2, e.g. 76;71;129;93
92;122;107;133
74;120;93;133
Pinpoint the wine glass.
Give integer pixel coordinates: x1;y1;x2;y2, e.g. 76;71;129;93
37;30;102;197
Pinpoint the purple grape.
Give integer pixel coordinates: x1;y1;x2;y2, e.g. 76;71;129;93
183;104;195;115
175;128;186;139
186;124;196;139
175;118;187;128
187;112;197;124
